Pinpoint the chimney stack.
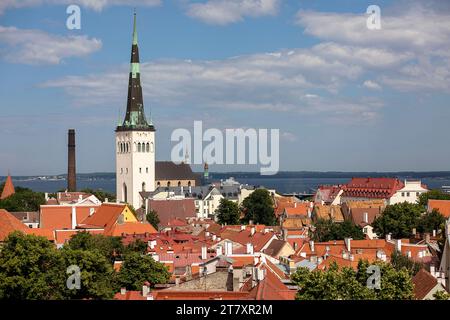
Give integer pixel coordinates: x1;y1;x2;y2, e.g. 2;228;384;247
201;246;208;260
67;129;76;192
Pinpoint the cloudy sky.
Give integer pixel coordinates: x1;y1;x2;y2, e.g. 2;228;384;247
0;0;449;175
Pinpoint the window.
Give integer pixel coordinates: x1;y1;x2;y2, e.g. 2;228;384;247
188;181;192;187
407;192;410;197
126;168;128;174
146;143;150;152
142;182;146;192
178;181;181;187
146;167;148;173
150;142;154;153
416;192;420;196
139;168;142;173
120;168;123;174
401;192;405;197
138;143;141;152
363;227;368;234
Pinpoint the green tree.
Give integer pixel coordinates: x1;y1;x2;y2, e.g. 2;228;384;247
417;209;445;234
0;232;66;300
124;239;148;255
146;209;160;230
59;248;116;299
116;252;170;290
390;251;423;276
418;189;450;208
0;187;45;212
433;290;450;300
292;259;414;300
312;219;365;242
66;232;124;263
217;198;240;225
241;189;276;225
372;202;423;238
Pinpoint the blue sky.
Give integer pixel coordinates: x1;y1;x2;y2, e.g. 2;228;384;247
0;0;450;175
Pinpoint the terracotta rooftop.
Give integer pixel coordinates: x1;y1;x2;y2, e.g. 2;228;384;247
0;209;28;241
342;177;404;199
428;199;450;218
147;199;196;228
1;174;15;200
412;268;439;300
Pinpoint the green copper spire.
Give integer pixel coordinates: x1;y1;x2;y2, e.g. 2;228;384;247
116;11;155;133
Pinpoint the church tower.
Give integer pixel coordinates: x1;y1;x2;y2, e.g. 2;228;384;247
116;12;155;209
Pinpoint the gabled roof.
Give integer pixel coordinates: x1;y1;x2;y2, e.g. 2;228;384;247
155;161;199;182
1;174;15;200
40;205;98;230
412;269;439;300
147;199;196;228
313;205;344;222
79;203;126;229
0;209;28;241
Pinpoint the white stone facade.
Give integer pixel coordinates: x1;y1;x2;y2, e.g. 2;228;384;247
116;130;155;209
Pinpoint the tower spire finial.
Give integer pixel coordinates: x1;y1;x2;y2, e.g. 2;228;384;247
132;9;138;45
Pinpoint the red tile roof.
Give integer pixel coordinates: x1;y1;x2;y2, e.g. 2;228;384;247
114;291;147;300
1;175;15;200
342;178;404;199
148;199;196;228
106;222;157;237
412;269;439;300
0;209;28;241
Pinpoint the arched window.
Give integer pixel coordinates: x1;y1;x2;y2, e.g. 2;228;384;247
150;142;154;153
178;181;181;187
167;181;171;187
188;181;192;187
122;183;128;203
117;142;121;153
126;143;129;153
146;167;148;173
146;143;150;152
138;143;141;152
142;182;146;192
157;181;161;188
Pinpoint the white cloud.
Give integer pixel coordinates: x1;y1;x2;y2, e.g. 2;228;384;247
0;0;161;14
363;80;382;90
41;47;384;124
0;25;102;64
296;6;450;92
186;0;280;25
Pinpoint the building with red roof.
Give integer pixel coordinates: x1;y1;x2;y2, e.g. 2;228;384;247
0;209;29;241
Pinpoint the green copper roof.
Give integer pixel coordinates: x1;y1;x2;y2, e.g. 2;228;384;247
132;12;138;45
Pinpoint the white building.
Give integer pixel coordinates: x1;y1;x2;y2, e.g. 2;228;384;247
115;13;155;210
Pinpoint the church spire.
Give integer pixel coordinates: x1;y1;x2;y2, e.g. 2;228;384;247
117;11;154;132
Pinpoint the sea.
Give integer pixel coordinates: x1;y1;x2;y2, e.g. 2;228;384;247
5;172;450;195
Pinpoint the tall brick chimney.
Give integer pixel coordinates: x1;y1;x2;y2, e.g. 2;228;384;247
67;129;76;191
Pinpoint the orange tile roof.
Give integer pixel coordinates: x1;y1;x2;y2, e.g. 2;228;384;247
152;290;251;300
1;175;15;200
0;209;28;241
114;291;147;300
79;203;126;228
26;228;55;241
342;177;404;199
219;229;275;252
284;203;311;217
106;222;157;237
40;205;99;230
54;229;104;245
428;199;450;218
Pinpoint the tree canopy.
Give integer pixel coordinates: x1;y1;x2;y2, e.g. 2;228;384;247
372;202;423;238
291;260;414;300
0;186;45;212
312;219;365;242
217;198;240;225
116;252;170;290
418;189;450;208
241;189;276;225
0;231;170;300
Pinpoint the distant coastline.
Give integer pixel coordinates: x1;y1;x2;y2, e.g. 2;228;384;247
3;171;450;195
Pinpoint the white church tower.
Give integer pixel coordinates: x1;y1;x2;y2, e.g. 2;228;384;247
116;12;155;209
